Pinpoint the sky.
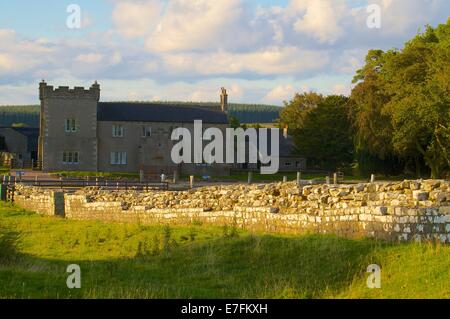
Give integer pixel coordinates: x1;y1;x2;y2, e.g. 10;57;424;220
0;0;448;105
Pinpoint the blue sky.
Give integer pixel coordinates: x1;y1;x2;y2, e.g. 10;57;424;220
0;0;448;105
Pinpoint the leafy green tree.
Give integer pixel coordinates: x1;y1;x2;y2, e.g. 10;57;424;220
278;92;324;132
228;115;241;129
350;20;450;178
382;23;450;178
294;95;353;170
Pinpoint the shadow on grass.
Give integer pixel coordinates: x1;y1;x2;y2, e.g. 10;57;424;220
0;224;388;299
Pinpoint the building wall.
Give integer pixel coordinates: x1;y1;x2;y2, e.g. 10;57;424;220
97;121;230;175
39;82;99;171
0;128;30;161
278;157;307;171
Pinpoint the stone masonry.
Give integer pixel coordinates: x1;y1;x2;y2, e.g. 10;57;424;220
12;180;450;243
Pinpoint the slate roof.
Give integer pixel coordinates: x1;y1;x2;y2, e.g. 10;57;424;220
97;102;228;124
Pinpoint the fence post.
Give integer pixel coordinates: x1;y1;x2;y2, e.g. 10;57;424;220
35;175;38;186
283;176;288;183
248;172;253;184
326;176;330;185
190;175;194;189
297;172;301;186
95;177;99;187
371;174;375;183
140;169;145;183
173;170;178;184
333;173;338;185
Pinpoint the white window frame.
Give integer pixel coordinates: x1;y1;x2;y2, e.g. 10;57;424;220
63;151;80;165
110;152;127;165
142;126;152;137
112;125;124;138
65;118;77;133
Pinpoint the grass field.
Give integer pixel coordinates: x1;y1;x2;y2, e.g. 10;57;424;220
0;202;449;299
50;171;140;179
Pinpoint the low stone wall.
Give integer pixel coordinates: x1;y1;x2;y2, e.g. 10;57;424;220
13;184;65;216
11;180;450;243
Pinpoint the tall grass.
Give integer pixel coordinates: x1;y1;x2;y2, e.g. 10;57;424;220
0;203;449;299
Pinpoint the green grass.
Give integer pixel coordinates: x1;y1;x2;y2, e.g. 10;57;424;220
50;171;140;179
206;172;365;183
0;167;9;175
0;202;449;299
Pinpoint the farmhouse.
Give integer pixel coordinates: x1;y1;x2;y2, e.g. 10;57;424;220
37;81;306;176
38;81;231;176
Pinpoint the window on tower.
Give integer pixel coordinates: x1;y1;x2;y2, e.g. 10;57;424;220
64;118;77;132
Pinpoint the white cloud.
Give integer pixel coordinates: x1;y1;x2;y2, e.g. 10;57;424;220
291;0;348;44
331;83;352;96
145;0;246;52
1;0;449;106
371;0;449;35
112;0;163;38
161;46;329;76
74;53;103;64
263;84;309;104
0;29;54;78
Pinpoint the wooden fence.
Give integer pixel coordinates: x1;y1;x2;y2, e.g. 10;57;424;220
0;159;42;170
0;177;169;193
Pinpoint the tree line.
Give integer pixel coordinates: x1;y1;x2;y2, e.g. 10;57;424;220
279;20;449;179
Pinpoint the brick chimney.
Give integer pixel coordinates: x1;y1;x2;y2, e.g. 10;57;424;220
220;87;228;112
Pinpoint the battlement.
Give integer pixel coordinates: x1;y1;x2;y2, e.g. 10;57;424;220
39;80;100;101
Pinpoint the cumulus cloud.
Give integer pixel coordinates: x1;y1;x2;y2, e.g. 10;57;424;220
145;0;247;53
112;0;163;38
1;0;449;105
291;0;348;44
0;29;55;81
160;46;329;77
263;84;309;104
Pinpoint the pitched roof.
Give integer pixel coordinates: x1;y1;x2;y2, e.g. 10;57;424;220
97;102;228;124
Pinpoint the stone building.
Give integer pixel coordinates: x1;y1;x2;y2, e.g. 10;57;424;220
0;126;39;165
233;127;306;172
38;81;231;176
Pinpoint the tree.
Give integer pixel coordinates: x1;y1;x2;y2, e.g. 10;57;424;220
228;115;241;129
382;23;450;178
294;95;353;170
278;92;324;132
350;20;450;178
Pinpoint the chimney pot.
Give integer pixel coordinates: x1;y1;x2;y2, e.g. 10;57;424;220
220;87;228;112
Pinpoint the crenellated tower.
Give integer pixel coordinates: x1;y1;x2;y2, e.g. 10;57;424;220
38;81;100;171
